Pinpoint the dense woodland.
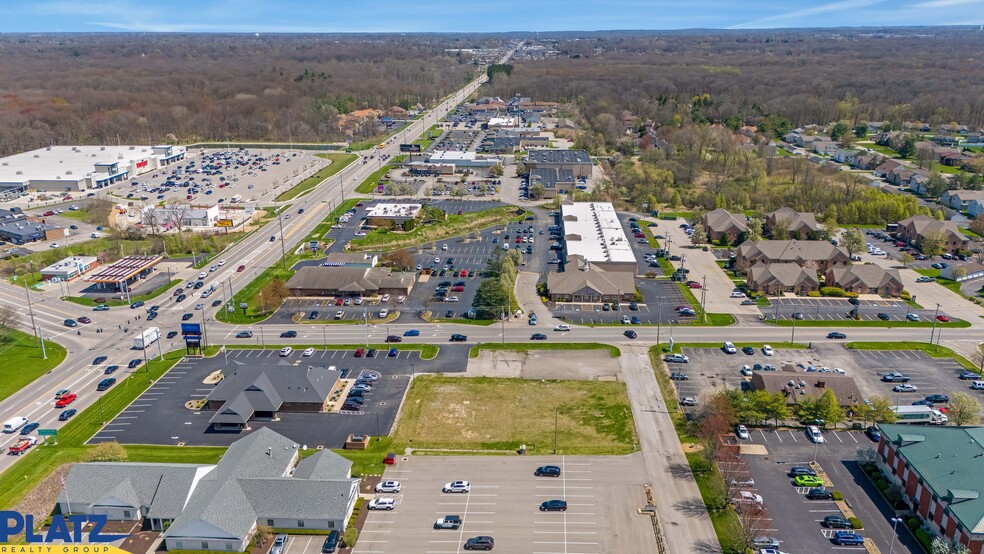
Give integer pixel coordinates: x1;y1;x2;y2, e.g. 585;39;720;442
488;29;984;138
0;34;486;155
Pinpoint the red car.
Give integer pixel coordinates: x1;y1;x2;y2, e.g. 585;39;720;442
460;270;469;277
237;265;246;272
43;211;55;216
688;282;702;289
335;297;344;306
55;393;77;408
937;315;950;322
77;317;92;324
354;348;365;358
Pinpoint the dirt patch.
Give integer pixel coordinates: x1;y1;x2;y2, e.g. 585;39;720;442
739;444;769;456
465;350;621;380
14;463;73;524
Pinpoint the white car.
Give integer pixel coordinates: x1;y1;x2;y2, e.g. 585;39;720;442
199;271;208;279
217;259;226;266
279;347;293;357
806;425;825;443
733;491;764;505
302;348;315;357
379;309;389;318
375;481;401;493
446;296;459;302
893;384;918;392
354;232;367;237
354;297;364;305
368;497;395;510
730;291;746;298
442;244;448;250
335;311;344;320
554;324;572;332
906;313;921;321
434;257;441;263
723;342;737;354
381;294;391;302
90;232;101;238
736;425;750;440
762;345;774;356
397;295;406;303
443;481;471;493
972;381;984;390
209;265;217;272
49;242;60;248
664;354;689;363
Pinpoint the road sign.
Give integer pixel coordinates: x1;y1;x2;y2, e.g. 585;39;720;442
38;429;57;437
216;219;234;227
399;143;421;153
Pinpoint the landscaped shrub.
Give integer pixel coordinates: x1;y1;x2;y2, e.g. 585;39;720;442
820;286;848;297
807;291;822;297
831;491;844;501
907;517;921;531
915;528;933;551
341;527;359;548
849;516;863;529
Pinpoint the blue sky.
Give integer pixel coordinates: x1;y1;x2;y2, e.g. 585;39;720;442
3;0;983;32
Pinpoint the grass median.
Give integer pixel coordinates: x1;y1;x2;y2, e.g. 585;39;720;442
468;342;621;358
353;156;409;194
0;329;67;404
275;153;358;202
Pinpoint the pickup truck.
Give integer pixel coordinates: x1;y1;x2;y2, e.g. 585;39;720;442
434;515;462;530
881;372;911;383
9;436;39;455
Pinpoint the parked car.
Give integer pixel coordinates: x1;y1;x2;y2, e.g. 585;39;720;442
823;515;853;528
741;346;755;355
680;397;697;407
794;475;825;487
434;515;462;529
463;536;494;551
534;465;561;477
865;426;882;442
443;481;471;493
271;534;288;554
320;531;339;554
832;531;864;546
670;372;689;380
762;345;774;356
806;488;833;500
375;481;401;493
368;497;395;510
893;384;918;392
735;425;750;440
539;500;568;512
664;353;689;363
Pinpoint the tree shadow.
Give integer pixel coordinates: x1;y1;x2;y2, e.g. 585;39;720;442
673;496;712;518
667;462;696;481
691;538;726;553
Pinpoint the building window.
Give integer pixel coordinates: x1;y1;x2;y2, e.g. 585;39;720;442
123;510;131;518
327;521;334;529
298;521;305;528
267;520;275;526
201;543;208;550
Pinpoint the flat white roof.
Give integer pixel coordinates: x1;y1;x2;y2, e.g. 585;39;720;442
0;145;180;184
40;256;98;274
365;203;422;219
427;151;477;162
561;202;636;264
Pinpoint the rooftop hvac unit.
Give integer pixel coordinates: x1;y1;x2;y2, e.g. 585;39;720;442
33;154;40;158
1;162;6;166
129;146;135;150
15;171;21;175
46;146;52;151
100;146;106;151
66;171;72;175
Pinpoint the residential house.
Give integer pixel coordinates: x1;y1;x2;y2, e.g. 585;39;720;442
811;140;839;155
765;208;822;239
851;153;879;170
832;149;860;164
909;172;932;195
875;425;984;554
886;167;917;187
874;160;904;177
967;199;984;218
58;427;360;552
700;208;748;244
940;262;984;282
941;190;984;211
896;215;969;254
825;264;903;296
736;240;850;273
746;263;820;296
546;255;635;303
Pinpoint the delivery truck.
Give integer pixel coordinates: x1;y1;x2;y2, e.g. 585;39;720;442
9;436;39;455
134;327;161;350
3;417;28;433
891;405;949;425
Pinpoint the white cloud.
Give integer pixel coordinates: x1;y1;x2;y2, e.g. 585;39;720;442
730;0;886;28
914;0;983;7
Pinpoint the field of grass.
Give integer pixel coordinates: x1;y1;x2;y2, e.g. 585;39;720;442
274;153;358;202
413;125;442;151
846;341;981;372
468;342;621;358
866;143;902;157
391;375;637;455
0;329;67;404
63;279;183;307
349;206;527;251
353;156;410;194
685;452;745;554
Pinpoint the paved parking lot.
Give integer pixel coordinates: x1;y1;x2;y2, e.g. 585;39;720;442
281;533;331;554
828;347;984;403
764;297;953;323
738;429;921;553
552;280;689;325
90;347;467;448
354;454;656;554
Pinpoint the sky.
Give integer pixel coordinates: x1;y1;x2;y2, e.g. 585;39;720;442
2;0;983;33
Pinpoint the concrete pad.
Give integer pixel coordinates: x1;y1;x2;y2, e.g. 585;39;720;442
465;350;621;380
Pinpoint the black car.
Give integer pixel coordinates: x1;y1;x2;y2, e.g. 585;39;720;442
20;422;40;435
280;330;297;338
320;530;340;554
534;465;561;477
176;294;187;302
450;334;468;342
128;359;142;369
877;312;890;320
97;378;116;391
182;313;194;321
93;356;108;364
463;536;495;551
530;333;548;340
385;335;403;343
539;500;568;512
741;346;755;355
211;300;222;307
865;426;882;442
130;301;145;309
788;466;817;477
924;394;950;404
104;365;119;374
309;311;319;320
823;515;853;529
827;332;847;339
366;348;377;358
341;401;363;411
623;329;638;339
193;281;204;289
807;488;833;500
146;312;157;321
58;409;78;421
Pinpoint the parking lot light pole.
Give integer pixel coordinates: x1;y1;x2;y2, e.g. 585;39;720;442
277;209;287;269
888;517;903;554
930;303;941;344
791;314;796;345
812;434;820;463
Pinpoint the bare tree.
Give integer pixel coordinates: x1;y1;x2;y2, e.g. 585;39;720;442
0;305;21;341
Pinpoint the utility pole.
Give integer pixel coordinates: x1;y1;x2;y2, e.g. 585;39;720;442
200;306;209;348
278;209;287;269
656;296;663;346
23;280;39;347
37;325;47;359
699;274;708;324
930;303;941;344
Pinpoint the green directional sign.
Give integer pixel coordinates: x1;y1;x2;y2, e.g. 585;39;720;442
38;429;58;437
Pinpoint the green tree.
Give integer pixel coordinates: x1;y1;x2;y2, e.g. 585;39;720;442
670;190;682;208
841;227;866;258
970;214;984;236
818;389;846;428
897;134;918;158
853;122;869;138
921;230;947;258
867;395;898;424
947;392;982;425
898;252;915;267
829;122;850;142
529;182;546;200
924;172;948;198
759;115;792;138
472;278;507;320
690;223;708;247
84;441;129;462
761;391;791;426
489;164;504;177
746;218;763;242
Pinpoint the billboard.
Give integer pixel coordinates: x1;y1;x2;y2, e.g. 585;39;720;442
181;323;202;336
216;218;234;227
399;143;422;153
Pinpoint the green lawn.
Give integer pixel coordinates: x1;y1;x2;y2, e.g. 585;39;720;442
56;210;88;221
412;125;442;151
685;452;745;554
768;318;970;329
63;279;182;307
0;329;67;403
468;342;621;358
846;342;981;372
353;155;409;194
866;143;902;157
275;153;358;202
391;375;638;455
349;206;526;252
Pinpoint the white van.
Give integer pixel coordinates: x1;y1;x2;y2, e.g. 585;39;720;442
279;347;293;357
806;425;825;443
3;417;29;433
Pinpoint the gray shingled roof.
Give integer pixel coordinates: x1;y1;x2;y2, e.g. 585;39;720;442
58;463;210;519
206;365;338;425
241;479;357;522
293;450;353;480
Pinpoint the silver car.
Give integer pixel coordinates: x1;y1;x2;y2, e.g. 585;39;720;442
271;534;288;554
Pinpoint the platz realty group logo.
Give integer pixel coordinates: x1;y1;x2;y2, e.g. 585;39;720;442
0;511;130;551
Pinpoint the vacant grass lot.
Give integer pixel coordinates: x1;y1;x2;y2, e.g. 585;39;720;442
275;153;357;202
468;342;621;358
349;206;526;251
0;329;67;403
392;375;638;455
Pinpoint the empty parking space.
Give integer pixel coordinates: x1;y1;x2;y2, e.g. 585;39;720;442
282;534;330;554
354;455;654;554
764;297;947;323
91;347;466;448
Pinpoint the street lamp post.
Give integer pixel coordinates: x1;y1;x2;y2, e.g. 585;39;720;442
22;279;40;347
888;517;903;554
930;303;941;343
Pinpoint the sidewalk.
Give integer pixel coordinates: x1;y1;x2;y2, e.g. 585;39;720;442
618;345;721;554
